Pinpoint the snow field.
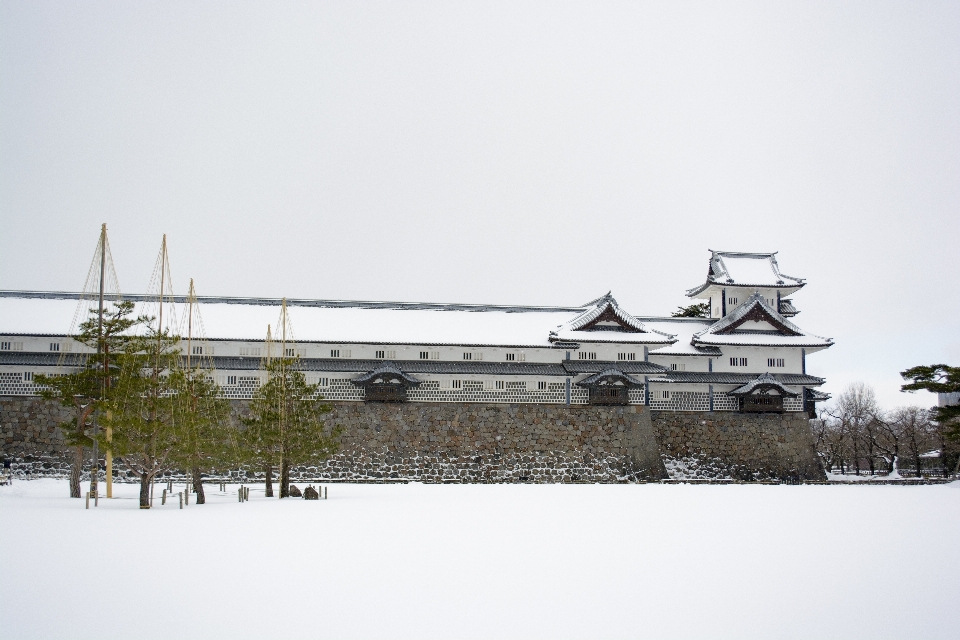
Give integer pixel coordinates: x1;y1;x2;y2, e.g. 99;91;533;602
1;479;958;639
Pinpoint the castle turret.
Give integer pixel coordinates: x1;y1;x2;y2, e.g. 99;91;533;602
685;251;804;319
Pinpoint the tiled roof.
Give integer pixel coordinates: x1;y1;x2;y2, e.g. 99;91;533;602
691;293;832;349
649;371;825;386
727;372;799;397
351;363;422;386
686;251;805;296
575;368;645;388
561;360;666;374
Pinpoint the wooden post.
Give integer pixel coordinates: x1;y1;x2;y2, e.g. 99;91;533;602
85;491;90;509
105;421;113;498
185;485;189;505
94;491;99;507
179;492;183;509
162;489;167;505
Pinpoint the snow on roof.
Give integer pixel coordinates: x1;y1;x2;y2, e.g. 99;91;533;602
551;293;676;346
691;293;833;349
576;368;645;387
638;318;718;356
728;372;799;397
687;251;805;296
0;293;583;347
692;293;833;348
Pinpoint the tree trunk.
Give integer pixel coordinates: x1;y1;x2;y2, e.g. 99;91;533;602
69;445;83;498
264;464;274;497
192;466;205;504
279;455;290;498
139;471;151;508
914;451;923;478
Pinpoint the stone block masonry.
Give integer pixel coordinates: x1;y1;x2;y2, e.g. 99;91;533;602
1;396;825;482
289;403;667;483
651;410;826;481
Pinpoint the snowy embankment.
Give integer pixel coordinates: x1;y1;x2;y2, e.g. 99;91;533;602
2;480;958;639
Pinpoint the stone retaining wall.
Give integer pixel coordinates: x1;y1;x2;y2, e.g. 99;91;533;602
1;396;824;482
651;410;825;481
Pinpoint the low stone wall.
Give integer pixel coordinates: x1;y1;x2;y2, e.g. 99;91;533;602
1;396;824;482
651;410;825;481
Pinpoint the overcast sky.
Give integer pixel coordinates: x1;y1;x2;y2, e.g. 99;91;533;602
2;1;958;408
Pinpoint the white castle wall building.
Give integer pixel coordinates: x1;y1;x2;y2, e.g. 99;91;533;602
0;251;832;415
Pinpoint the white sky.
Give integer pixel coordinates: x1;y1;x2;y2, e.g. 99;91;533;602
2;1;958;409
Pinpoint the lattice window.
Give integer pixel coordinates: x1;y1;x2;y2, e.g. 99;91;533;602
49;342;60;352
239;347;261;356
730;357;748;367
670;363;686;371
767;358;785;367
617;353;636;361
578;352;597;360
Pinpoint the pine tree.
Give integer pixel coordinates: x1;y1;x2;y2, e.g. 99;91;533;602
98;325;183;508
901;365;960;473
242;357;340;498
901;365;960;434
35;301;142;497
170;367;233;504
671;302;710;318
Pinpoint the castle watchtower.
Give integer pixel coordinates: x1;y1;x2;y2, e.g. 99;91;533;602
685;251;804;319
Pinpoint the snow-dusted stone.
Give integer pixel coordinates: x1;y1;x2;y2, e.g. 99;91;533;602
288;484;302;497
303;485;319;500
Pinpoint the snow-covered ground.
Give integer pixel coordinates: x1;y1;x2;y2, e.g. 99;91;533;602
2;479;958;639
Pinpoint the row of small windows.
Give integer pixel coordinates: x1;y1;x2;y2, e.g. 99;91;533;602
670;363;686;371
730;357;748;367
617;353;636;361
578;352;598;360
727;296;776;307
768;358;785;368
0;341;23;351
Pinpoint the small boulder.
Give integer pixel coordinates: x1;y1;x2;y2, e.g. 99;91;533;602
288;484;302;497
303;485;319;500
